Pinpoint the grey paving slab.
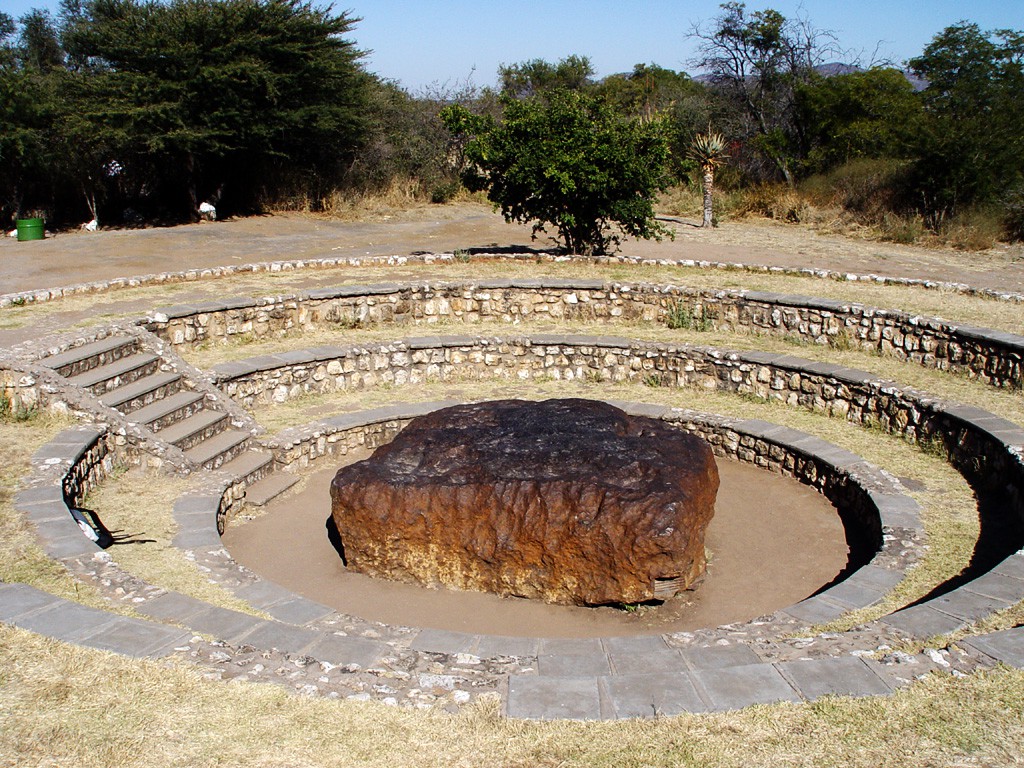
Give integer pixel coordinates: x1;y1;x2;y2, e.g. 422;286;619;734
847;564;904;592
506;675;602;720
304;634;389;668
236;620;319;654
601;634;671;655
409;628;477;654
992;553;1024;580
473;635;541;659
680;643;761;671
538;637;605;655
22;499;73;524
14;485;67;508
33;440;93;462
235;580;304;609
882;604;966;638
871;492;923;530
186;605;266;643
40;530;98;559
79;617;192;658
173;495;222;515
691;663;801;711
607;648;685;676
262;596;334;626
925;589;1012;622
134;591;209;623
778;656;892;700
212;360;259;379
959;572;1024;603
963;628;1024;668
13;601;118;643
819;579;886;609
780;594;849;624
172;526;222;550
603;672;707;717
0;583;63;620
537;653;611;677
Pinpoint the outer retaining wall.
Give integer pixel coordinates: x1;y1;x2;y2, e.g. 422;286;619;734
146;279;1024;388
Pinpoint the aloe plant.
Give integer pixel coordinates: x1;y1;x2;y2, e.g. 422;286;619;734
689;130;730;228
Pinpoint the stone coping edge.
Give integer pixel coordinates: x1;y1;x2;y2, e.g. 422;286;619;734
2;250;1022;310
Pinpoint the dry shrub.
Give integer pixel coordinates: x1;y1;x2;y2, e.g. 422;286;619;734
938;208;1005;251
1004;185;1024;242
801;158;909;221
657;184;704;218
733;183;809;223
878;212;928;245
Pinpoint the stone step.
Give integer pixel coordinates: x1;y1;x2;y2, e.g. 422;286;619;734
124;390;207;431
100;371;182;413
185;428;250;469
219;449;275;486
157;409;229;450
42;336;138;378
244;472;300;507
66;352;160;395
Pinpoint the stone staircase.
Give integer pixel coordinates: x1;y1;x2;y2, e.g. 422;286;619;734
39;333;297;509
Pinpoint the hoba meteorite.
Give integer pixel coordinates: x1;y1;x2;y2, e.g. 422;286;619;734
329;399;719;606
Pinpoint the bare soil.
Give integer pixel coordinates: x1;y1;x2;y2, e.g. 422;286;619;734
222;454;847;638
2;203;1023;295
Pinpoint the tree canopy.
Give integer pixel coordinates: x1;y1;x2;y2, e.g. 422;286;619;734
1;0;369;224
441;90;673;255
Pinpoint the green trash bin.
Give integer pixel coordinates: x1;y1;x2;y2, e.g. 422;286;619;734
16;218;44;241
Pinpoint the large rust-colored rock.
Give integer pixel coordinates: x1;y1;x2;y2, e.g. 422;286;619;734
329;399;719;606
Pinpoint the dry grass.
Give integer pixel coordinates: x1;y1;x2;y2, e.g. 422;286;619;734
85;469;266;615
2;622;1024;768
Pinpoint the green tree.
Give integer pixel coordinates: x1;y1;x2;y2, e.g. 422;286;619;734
0;11;53;223
907;23;1024;224
498;54;594;99
796;67;924;173
690;2;840;185
61;0;369;220
441;90;673;256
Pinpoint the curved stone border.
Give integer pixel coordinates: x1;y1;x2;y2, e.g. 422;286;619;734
3;250;1022;310
215;333;1024;632
3;274;1024;717
10;396;1022;719
144;279;1024;389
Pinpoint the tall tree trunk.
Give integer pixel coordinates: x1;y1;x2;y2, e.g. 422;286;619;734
701;167;715;228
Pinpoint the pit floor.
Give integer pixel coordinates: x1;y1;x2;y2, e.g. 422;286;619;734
223;455;848;638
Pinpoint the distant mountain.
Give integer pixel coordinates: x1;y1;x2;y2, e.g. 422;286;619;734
694;62;928;91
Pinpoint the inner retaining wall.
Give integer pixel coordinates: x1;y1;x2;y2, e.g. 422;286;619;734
212;334;1024;539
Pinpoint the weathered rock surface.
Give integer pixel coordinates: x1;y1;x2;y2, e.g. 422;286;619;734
330;399;719;605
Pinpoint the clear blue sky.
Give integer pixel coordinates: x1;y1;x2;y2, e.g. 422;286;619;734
4;0;1022;92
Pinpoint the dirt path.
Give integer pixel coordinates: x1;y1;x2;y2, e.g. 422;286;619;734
3;203;1023;295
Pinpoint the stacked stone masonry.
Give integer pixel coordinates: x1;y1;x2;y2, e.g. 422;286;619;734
146;279;1024;389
